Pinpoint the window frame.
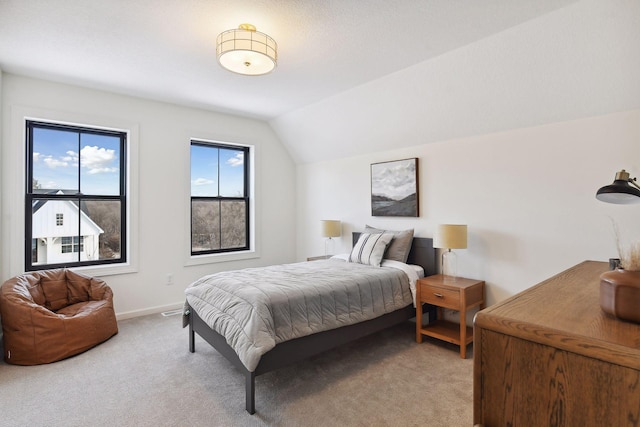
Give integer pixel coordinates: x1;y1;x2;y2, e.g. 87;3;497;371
24;120;128;271
190;139;251;256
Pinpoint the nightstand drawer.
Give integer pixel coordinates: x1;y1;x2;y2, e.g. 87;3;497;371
420;285;460;309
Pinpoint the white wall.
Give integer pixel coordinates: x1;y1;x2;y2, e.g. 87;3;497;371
285;0;640;323
1;73;296;318
296;109;640;307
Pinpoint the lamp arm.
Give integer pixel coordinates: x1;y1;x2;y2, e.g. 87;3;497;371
629;177;640;190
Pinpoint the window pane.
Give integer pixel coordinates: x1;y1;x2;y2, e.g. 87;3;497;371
32;127;79;193
221;200;246;249
31;198;81;265
219;148;245;197
82;200;122;261
61;237;73;253
80;133;121;195
32;239;38;263
191;200;220;251
191;145;218;197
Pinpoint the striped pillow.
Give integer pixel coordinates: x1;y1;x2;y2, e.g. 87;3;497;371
365;225;414;263
348;232;394;267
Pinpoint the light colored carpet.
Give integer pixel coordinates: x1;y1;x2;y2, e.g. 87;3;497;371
0;313;473;426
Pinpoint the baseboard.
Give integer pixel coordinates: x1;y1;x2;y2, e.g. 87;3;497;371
116;301;184;320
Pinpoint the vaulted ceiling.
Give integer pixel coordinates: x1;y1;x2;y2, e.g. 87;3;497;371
2;0;639;163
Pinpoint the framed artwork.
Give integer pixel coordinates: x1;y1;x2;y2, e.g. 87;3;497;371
371;158;419;217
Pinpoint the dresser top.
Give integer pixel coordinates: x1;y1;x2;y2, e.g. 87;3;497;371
475;260;640;369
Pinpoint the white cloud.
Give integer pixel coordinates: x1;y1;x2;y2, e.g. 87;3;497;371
43;156;69;168
227;152;244;167
62;150;79;163
81;145;117;174
192;178;214;186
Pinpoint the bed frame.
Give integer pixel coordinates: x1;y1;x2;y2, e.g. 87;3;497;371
187;234;436;414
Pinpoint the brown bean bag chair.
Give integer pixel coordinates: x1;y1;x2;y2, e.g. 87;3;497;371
0;268;118;365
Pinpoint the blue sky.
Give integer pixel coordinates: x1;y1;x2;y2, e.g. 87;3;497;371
32;127;121;195
191;145;244;197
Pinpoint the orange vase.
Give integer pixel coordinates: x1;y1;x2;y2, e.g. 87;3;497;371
600;269;640;323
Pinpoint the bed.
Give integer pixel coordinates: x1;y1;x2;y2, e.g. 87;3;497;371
184;232;436;414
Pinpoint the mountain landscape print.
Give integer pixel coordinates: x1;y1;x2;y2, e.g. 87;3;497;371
371;158;419;217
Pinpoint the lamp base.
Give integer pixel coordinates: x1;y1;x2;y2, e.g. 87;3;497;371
324;238;335;258
442;250;457;279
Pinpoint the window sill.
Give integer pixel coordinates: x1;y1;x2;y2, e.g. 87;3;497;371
72;262;138;278
185;249;260;267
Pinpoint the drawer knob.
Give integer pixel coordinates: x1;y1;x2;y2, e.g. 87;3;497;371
433;293;444;298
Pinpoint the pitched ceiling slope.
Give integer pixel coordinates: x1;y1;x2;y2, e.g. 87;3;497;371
272;0;640;163
0;1;575;117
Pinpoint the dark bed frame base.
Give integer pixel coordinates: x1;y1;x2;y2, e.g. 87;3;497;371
188;302;436;414
188;235;436;414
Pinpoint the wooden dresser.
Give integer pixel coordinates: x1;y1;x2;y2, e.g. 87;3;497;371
473;261;640;426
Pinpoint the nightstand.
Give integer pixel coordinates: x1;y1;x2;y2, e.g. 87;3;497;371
415;275;485;358
306;255;332;261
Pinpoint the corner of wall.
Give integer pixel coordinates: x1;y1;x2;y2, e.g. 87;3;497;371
0;67;4;341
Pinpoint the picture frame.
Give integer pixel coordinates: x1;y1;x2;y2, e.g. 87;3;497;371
371;158;419;217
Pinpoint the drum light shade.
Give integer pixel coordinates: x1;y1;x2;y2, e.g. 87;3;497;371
216;24;277;76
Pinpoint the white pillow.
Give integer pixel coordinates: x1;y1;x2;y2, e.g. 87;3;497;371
348;232;394;267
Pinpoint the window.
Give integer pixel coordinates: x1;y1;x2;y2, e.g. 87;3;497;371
61;236;84;253
25;120;127;270
190;140;250;255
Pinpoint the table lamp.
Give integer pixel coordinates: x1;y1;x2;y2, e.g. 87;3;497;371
434;224;467;278
321;220;341;257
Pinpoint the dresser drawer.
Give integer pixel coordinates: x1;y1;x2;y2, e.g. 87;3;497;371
420;284;460;309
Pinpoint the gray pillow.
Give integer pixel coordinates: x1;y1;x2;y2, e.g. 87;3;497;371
349;232;394;267
365;225;414;263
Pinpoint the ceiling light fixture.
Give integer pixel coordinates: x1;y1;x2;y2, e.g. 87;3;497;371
216;23;277;76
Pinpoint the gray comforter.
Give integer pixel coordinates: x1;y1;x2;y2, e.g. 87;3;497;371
185;258;414;372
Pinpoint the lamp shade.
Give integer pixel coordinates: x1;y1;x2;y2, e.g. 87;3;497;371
321;220;341;238
596;170;640;205
216;24;277;76
434;224;467;249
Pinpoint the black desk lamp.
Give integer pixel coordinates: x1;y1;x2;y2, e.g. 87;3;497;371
596;170;640;204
